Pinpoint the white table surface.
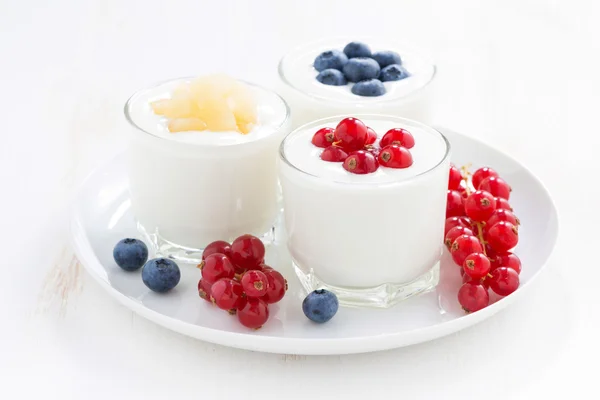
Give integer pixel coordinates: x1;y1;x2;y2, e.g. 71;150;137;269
1;0;598;398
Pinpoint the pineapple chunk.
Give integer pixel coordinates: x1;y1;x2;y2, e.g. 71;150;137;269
195;96;237;132
153;74;258;134
171;84;193;100
229;82;257;135
150;99;170;116
168;118;207;132
151;97;196;119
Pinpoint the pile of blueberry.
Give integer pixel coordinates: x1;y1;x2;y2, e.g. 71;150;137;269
314;41;410;97
113;238;181;293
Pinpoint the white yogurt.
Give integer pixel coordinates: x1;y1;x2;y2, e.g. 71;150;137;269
283;120;446;184
127;78;285;145
279;115;450;289
124;78;290;253
278;38;436;128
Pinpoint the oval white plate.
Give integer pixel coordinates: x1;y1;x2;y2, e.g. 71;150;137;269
70;128;558;355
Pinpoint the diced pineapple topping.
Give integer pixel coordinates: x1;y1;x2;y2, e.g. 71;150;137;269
151;74;257;134
168;118;208;132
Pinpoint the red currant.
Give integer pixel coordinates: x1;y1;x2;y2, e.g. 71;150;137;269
486;221;519;253
463;253;491;280
495;197;513;211
462;274;490;289
237;298;269;329
334;117;368;151
479;176;511;200
378;145;413;168
210;278;244;312
241;270;269;298
444;226;474;249
490;252;521;274
365;146;381;158
484;243;498;260
486;209;520;229
458;282;489;312
343;150;379;174
448;165;462;190
379;128;415;149
472;167;499;189
261;269;287;304
235;293;248;310
198;278;212;302
488;267;519;296
444;216;473;235
464;190;497;222
446;190;465;218
200;253;235;284
451;235;483;266
321;146;348;162
365;127;377;145
245;262;265;272
311;127;335;148
202;240;232;260
230;234;265;271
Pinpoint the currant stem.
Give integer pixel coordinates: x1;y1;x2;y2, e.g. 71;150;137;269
461;164;487;257
461;165;472;196
476;223;487;256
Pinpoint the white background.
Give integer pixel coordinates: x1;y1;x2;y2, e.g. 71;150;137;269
1;0;598;398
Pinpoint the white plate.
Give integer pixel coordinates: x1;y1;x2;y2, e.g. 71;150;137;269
70;127;558;355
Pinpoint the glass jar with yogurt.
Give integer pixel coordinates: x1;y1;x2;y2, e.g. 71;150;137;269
277;38;436;129
124;76;290;262
278;115;450;307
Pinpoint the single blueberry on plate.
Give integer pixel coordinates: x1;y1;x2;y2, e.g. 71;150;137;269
316;69;347;86
379;64;410;82
113;238;148;271
372;51;402;68
351;79;386;97
342;58;380;83
343;41;372;59
302;289;339;323
314;50;348;72
142;258;181;293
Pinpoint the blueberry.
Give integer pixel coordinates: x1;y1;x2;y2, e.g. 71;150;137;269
314;50;348;72
379;64;410;82
351;79;386;97
372;51;402;68
342;58;380;83
142;258;181;293
316;69;347;86
343;42;372;59
113;238;148;271
302;289;339;323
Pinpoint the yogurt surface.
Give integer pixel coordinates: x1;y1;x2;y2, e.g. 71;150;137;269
126;78;288;146
279;39;436;104
282;119;448;184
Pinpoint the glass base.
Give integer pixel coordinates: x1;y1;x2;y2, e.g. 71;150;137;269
137;222;276;264
293;260;440;308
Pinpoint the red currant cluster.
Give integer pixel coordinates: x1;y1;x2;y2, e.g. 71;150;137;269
311;117;414;174
445;165;521;313
196;234;287;329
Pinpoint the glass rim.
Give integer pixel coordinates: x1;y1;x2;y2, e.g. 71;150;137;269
277;36;437;105
279;114;451;186
123;76;291;146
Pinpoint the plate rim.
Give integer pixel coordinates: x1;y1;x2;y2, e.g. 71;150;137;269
69;127;559;355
